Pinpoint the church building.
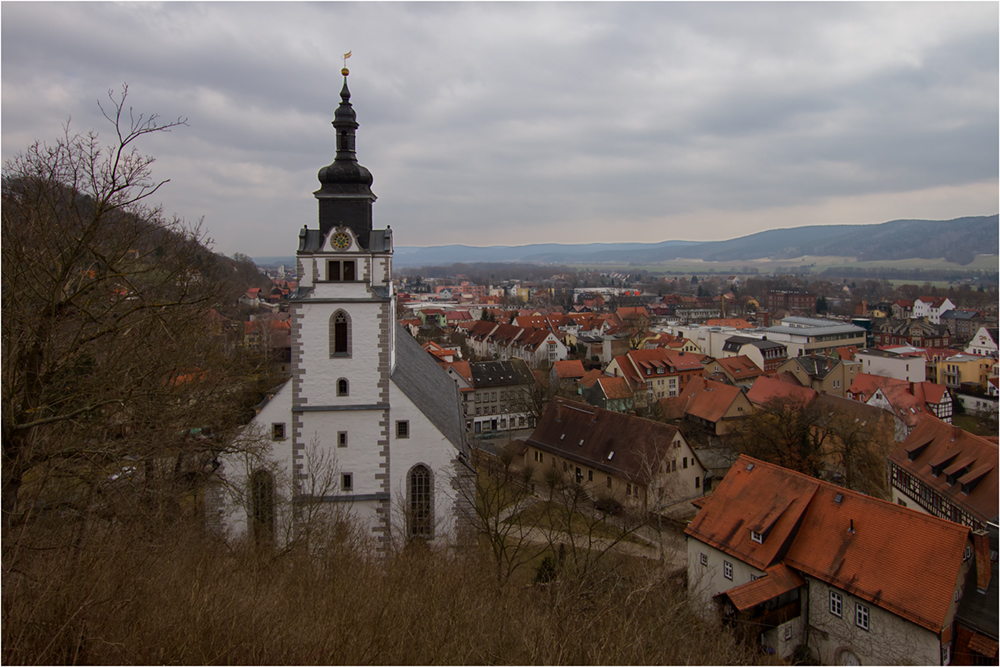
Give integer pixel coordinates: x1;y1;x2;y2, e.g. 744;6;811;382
218;69;470;549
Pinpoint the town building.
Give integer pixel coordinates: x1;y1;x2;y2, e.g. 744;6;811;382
774;353;861;397
756;317;867;358
966;326;999;359
687;455;975;665
517;399;706;513
856;347;927;383
889;416;998;531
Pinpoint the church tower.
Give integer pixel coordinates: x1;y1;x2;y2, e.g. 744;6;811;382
251;67;469;549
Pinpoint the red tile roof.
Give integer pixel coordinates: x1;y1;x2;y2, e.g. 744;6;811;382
690;455;971;633
889;416;998;527
661;376;744;424
597;376;634;400
783;481;968;633
721;563;806;611
553;359;586;379
746;375;817;408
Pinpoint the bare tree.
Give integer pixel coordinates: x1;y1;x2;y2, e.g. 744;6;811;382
1;86;256;537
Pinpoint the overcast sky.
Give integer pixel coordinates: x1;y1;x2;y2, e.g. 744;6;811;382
3;2;997;259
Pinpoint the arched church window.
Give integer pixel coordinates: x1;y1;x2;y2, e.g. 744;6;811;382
250;469;275;545
408;465;433;539
330;310;351;357
337;378;349;396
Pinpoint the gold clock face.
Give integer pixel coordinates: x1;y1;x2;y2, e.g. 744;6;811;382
332;232;350;250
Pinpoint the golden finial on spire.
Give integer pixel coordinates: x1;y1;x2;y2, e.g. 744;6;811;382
342;50;351;76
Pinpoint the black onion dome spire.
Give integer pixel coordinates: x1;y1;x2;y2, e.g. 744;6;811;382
314;67;376;245
317;76;374;189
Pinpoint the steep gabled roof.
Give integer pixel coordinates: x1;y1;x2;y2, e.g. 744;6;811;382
470;358;534;388
596;376;634;400
889;416;998;526
746;375;817;408
526;398;686;485
553;359;587;379
662;376;745;424
712;355;764;381
783;480;968;633
686;456;820;570
690;455;971;634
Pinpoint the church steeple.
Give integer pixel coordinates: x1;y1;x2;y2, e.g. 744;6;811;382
314;68;376;247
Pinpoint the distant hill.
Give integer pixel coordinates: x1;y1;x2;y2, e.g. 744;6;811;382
256;215;998;269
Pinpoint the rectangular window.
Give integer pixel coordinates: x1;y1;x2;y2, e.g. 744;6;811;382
588;470;593;482
396;420;409;439
338;431;348;447
830;591;842;617
700;553;708;566
271;423;285;440
607;476;612;489
328;260;340;281
695;477;701;489
856;603;869;631
751;530;763;544
341;473;353;492
784;625;793;641
343;260;355;281
683;457;688;469
723;560;733;580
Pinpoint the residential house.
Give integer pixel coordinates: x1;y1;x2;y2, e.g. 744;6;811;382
768;290;817;314
582;375;636;414
519;399;706;513
513;328;568;368
659;376;754;436
460;358;536;434
605;349;706;406
774;354;861;397
889;416;998;531
550;359;587;394
687;455;974;665
940;309;987;344
914;296;956;324
238;287;262;308
848;373;953;438
939;353;997;393
856;347;927;383
702;355;764;390
722;335;789;372
892;299;915;320
872;317;951;348
966;327;999;359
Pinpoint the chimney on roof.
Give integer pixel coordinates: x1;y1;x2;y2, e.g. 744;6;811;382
849;519;855;534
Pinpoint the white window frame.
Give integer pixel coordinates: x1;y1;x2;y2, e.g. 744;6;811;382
855;602;870;631
830;591;843;617
341;472;353;492
700;553;708;567
751;530;763;544
723;560;733;580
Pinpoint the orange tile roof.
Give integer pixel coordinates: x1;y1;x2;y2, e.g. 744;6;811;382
889;416;998;527
721;563;806;611
690;455;971;633
553;359;586;379
578;369;603;389
712;355;764;380
686;456;820;571
597;376;634;400
664;376;744;424
705;318;754;329
784;481;968;633
746;375;817;408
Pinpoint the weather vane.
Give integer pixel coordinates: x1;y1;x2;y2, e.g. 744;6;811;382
342;50;351;76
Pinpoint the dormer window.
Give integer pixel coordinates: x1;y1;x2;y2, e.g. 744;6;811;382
751;530;763;544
